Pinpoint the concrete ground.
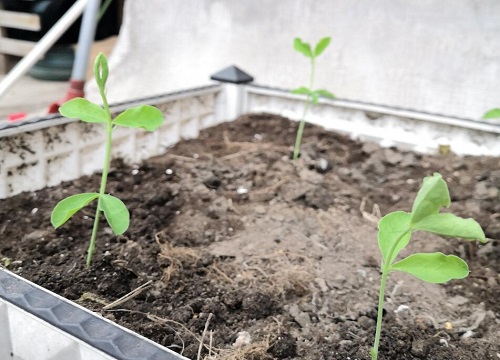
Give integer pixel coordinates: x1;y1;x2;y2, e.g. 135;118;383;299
0;37;117;124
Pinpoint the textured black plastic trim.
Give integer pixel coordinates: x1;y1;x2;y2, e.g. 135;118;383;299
0;268;186;360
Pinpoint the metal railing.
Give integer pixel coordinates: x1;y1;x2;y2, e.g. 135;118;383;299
0;0;100;100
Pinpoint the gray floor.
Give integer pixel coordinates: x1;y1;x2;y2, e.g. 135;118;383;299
0;37;117;125
0;75;69;123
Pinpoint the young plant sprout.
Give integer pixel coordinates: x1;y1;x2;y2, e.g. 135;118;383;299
371;173;486;360
291;37;334;160
51;53;164;267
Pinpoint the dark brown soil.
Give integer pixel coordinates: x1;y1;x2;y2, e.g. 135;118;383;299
1;113;499;359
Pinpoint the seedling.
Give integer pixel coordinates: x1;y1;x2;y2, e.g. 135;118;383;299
291;37;334;160
51;53;164;267
371;173;486;360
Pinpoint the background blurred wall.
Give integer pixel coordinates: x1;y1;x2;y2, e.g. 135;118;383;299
87;0;500;119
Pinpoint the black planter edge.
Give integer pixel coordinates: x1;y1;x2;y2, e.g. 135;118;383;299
0;268;187;360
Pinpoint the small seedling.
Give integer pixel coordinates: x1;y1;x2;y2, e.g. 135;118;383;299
291;37;335;160
51;53;164;267
370;173;486;360
483;108;500;119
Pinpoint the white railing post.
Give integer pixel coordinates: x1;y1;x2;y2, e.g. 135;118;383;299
210;65;253;122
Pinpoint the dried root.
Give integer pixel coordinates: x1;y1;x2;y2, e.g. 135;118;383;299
213;250;315;299
155;230;201;282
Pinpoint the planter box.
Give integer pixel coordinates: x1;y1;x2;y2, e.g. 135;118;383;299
1;83;500;200
0;81;499;359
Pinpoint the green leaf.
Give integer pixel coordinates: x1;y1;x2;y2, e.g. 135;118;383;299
378;211;411;264
293;38;313;58
315;89;335;99
483;108;500;119
410;173;450;224
100;194;129;235
314;37;331;57
291;86;312;95
94;52;109;88
412;213;486;242
51;193;99;228
391;252;469;283
59;98;107;123
113;105;164;131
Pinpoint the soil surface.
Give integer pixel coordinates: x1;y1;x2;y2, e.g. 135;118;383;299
1;113;499;360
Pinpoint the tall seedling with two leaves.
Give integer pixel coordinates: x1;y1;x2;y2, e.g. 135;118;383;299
291;37;335;160
51;53;164;267
371;173;486;360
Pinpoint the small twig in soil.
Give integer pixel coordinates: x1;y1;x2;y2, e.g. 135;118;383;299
415;314;439;329
0;222;7;235
360;197;381;224
226;198;240;215
67;261;77;273
146;313;223;353
168;153;200;162
210;262;235;284
209;331;214;358
242;262;269;279
103;280;153;310
433;330;451;340
79;292;108;306
389;282;403;299
219;149;261;160
249;178;287;200
197;313;213;360
272;316;283;333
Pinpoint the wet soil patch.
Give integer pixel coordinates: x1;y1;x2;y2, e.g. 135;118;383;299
1;113;499;359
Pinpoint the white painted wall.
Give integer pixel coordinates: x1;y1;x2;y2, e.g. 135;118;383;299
87;0;500;119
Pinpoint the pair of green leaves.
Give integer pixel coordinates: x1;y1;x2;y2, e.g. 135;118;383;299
378;173;486;283
292;37;335;104
291;87;334;105
294;37;331;59
51;193;129;235
59;98;163;131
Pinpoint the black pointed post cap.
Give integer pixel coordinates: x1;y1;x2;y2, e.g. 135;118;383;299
210;65;254;84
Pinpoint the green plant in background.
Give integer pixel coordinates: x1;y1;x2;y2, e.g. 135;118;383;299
483;108;500;119
51;53;164;267
291;37;335;160
370;173;486;360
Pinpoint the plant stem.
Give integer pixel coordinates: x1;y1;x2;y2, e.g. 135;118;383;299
293;102;311;160
86;87;113;267
371;229;410;359
293;57;316;160
371;263;388;360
